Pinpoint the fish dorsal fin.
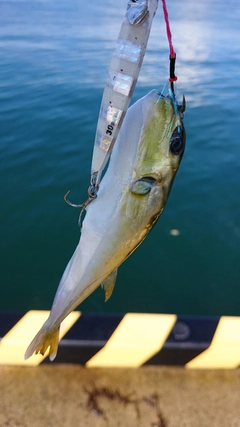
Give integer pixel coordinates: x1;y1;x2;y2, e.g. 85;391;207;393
101;269;118;302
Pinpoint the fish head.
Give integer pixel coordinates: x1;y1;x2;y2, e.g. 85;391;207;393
134;89;185;178
125;90;186;228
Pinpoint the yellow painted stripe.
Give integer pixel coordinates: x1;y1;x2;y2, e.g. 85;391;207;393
86;313;176;368
0;310;80;366
186;316;240;369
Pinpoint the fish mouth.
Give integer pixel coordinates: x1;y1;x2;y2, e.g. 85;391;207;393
157;91;186;116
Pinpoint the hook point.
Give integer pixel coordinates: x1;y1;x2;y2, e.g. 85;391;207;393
64;190;84;208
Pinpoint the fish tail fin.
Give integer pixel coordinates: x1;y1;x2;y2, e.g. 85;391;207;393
24;322;60;361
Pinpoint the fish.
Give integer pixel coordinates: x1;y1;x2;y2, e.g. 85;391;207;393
25;89;186;361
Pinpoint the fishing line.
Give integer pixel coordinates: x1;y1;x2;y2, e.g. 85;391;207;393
161;0;182;133
161;0;178;93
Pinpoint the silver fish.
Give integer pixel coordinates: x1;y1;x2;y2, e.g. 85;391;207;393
25;89;186;361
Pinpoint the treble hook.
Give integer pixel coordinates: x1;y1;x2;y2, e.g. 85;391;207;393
64;190;85;208
64;172;99;228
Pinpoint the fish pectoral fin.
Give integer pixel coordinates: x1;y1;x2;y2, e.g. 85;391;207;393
101;268;118;302
25;321;60;361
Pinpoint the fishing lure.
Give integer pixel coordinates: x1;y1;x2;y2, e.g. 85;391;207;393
65;0;159;213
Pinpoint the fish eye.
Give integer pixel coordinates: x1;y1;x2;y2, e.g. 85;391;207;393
170;127;185;156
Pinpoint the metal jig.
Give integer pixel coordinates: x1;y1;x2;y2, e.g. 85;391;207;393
64;0;158;227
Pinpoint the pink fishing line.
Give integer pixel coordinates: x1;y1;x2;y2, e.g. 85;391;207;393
161;0;178;86
161;0;175;59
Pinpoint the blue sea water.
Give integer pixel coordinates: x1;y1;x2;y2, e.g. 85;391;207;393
0;0;240;316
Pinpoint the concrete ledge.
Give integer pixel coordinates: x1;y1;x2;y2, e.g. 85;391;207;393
1;365;240;427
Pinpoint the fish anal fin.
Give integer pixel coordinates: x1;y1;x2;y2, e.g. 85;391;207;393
102;268;118;302
25;322;60;361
